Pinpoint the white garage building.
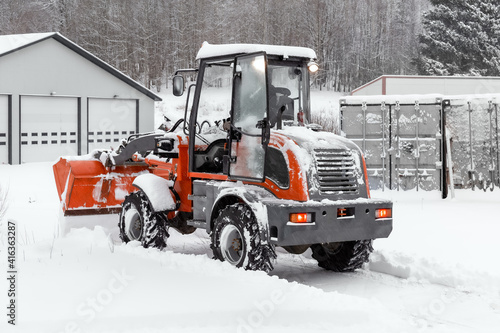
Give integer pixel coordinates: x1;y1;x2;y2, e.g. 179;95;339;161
351;75;500;96
0;32;161;164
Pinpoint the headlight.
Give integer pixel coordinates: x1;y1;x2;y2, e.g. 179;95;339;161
308;61;319;73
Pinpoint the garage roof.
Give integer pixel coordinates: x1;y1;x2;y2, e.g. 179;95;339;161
0;32;161;101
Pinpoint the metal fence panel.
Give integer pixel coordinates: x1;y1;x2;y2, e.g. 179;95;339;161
342;94;500;196
445;98;499;191
391;102;443;191
341;97;443;192
341;102;389;190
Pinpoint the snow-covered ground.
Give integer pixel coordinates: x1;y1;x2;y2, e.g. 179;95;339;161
1;90;499;332
1;161;499;333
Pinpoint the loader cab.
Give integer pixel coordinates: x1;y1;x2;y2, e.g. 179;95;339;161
178;44;318;182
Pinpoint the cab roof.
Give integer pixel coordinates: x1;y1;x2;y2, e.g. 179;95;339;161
196;42;317;61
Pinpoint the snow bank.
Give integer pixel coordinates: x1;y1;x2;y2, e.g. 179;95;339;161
369;250;500;295
3;227;408;333
370;189;500;294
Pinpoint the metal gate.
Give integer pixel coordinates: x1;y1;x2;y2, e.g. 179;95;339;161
444;98;500;191
340;97;445;193
341;95;500;196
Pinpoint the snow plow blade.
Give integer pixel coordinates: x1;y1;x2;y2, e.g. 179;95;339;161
53;157;149;216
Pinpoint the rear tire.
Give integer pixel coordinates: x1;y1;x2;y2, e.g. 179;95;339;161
119;191;168;249
211;203;275;272
310;240;373;272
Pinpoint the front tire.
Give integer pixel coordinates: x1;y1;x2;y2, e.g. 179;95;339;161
211;203;275;272
310;240;373;272
119;191;168;249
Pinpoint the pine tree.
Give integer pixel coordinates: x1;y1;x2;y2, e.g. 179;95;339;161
417;0;500;76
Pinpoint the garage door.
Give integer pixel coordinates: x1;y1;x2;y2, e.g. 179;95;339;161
20;96;78;163
0;95;8;164
88;98;137;152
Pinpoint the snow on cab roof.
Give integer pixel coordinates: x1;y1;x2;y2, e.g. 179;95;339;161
196;42;317;60
0;32;55;56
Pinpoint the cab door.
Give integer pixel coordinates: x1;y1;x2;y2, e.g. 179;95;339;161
227;52;270;182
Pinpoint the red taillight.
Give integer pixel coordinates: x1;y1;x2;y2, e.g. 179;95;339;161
290;213;313;223
375;208;392;219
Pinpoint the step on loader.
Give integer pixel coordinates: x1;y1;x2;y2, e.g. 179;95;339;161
53;42;393;272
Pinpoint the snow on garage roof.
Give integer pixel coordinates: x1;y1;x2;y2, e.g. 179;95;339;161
0;32;161;101
196;42;317;60
0;32;55;55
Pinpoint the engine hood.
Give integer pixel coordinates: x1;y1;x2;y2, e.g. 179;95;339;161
275;127;361;153
273;127;368;200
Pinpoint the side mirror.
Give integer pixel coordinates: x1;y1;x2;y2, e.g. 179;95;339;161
172;75;185;96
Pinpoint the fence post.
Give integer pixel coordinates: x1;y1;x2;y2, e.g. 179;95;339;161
441;99;451;199
414;100;420;191
381;101;387;191
495;101;500;188
487;101;495;191
395;101;401;191
467;101;476;190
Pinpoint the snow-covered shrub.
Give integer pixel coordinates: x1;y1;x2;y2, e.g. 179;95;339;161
311;110;340;134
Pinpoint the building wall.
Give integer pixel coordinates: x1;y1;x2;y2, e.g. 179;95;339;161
352;75;500;96
352;78;383;95
386;77;500;96
0;38;155;164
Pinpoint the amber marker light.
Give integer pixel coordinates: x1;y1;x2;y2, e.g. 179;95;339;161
375;208;392;219
290;213;313;223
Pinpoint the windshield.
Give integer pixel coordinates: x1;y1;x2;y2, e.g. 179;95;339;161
268;61;311;129
192;58;312;142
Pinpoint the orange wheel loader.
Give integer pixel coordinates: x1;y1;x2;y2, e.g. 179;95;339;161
53;43;393;272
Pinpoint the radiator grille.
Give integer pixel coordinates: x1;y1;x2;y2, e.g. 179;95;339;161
314;149;359;194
